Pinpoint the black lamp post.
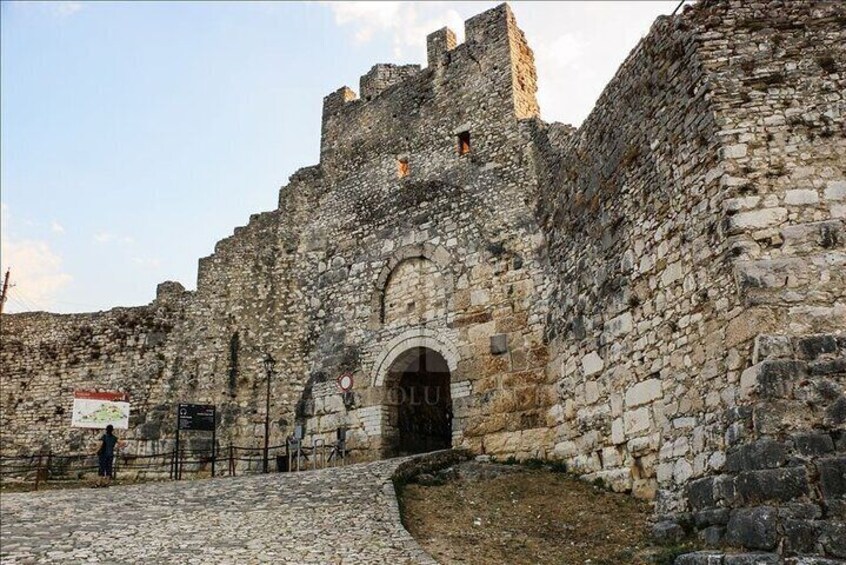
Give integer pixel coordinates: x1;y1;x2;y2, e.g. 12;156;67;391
262;353;276;473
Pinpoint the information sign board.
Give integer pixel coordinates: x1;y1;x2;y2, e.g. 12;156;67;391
177;404;215;431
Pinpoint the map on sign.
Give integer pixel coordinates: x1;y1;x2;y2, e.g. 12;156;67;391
71;391;130;429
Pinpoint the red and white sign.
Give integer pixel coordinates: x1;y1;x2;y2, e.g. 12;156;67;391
73;390;129;402
71;390;130;429
337;373;354;392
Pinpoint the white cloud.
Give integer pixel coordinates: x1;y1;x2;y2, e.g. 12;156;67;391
93;231;134;245
94;231;114;244
51;221;65;234
321;2;676;125
0;234;72;313
53;1;83;17
9;1;85;18
132;257;162;270
324;1;465;61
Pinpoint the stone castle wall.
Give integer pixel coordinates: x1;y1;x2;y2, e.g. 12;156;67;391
533;5;727;510
0;283;188;456
1;1;843;559
532;0;844;557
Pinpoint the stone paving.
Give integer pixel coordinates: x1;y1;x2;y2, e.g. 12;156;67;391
0;458;436;564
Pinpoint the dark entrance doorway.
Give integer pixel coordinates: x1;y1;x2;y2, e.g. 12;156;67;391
387;347;452;456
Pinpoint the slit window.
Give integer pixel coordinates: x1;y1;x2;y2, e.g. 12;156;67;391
457;131;471;155
397;157;409;178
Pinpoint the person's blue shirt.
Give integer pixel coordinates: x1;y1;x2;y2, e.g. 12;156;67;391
99;433;118;458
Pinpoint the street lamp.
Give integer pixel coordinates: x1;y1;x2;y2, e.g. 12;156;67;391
262;352;276;473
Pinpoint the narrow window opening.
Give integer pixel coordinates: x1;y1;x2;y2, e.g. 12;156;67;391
457;131;471;155
397;157;410;178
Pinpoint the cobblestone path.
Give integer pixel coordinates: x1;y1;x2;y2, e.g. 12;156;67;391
0;458;436;564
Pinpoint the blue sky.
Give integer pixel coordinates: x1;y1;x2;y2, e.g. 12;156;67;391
1;1;677;313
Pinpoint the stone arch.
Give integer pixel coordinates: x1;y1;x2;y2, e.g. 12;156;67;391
369;243;454;327
372;328;459;387
384;346;453;456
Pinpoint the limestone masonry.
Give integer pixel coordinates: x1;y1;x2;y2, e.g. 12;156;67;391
1;1;844;559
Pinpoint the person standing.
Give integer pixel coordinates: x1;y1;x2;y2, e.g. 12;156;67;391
96;425;118;484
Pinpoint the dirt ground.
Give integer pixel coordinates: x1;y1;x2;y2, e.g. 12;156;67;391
399;461;674;565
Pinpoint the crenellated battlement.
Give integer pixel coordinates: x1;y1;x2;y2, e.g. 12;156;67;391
426;27;456;69
360;64;421;101
318;3;538;178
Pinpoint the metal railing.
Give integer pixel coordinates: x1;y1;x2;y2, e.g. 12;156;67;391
0;438;347;490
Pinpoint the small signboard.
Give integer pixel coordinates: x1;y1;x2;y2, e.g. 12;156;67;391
177;404;216;431
71;390;130;430
337;372;354;392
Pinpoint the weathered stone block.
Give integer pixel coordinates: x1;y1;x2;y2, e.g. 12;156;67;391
611;417;625;444
809;358;846;376
723;554;781;565
725;439;789;472
797;335;840;360
728;208;788;233
604;311;633;337
794;433;835;456
785;189;819;206
695;508;731;528
625;378;663;408
778;502;823;520
782;519;820;555
624;406;652;435
757;360;808;398
675;551;725;565
688;477;717;510
784;558;846;565
735;467;809;505
581;352;604;376
699;525;725;547
825;180;846;201
820;520;846;558
693;508;731;529
653;520;685;544
752;335;794;364
722;144;748;159
819;456;846;500
725;506;778;550
826;398;846;428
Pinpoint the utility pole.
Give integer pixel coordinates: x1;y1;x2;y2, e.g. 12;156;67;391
0;269;10;315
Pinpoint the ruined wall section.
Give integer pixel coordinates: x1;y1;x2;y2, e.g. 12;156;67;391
535;7;729;507
0;284;189;456
702;0;846;338
536;0;845;557
673;1;846;557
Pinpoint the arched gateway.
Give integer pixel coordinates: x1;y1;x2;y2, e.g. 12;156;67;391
384;347;453;456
